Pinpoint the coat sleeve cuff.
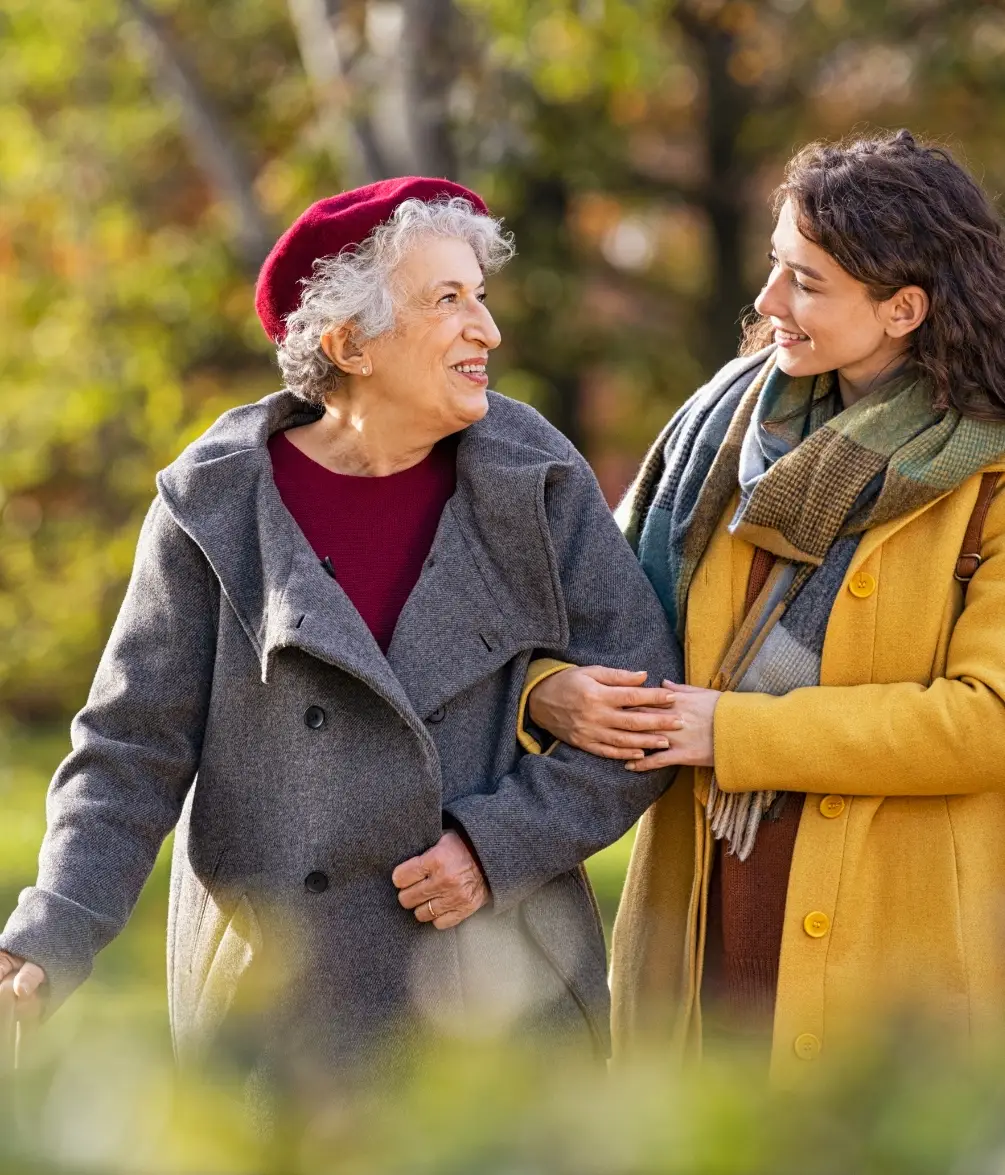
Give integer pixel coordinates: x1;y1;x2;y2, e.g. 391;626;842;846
0;887;110;1018
713;691;748;793
516;658;572;755
441;792;532;913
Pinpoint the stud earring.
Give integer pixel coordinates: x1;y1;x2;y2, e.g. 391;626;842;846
361;364;371;375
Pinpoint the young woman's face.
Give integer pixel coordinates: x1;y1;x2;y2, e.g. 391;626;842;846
754;199;923;389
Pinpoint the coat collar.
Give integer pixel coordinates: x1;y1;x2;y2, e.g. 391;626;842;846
849;458;1005;574
156;391;569;727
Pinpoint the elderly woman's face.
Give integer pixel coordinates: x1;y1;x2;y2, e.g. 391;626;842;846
365;236;502;433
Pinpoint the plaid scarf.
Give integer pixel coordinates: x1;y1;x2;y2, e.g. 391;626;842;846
624;347;1005;859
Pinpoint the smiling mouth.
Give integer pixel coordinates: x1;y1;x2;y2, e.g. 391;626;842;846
775;327;809;344
451;361;488;384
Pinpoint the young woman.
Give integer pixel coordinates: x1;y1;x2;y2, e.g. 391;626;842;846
522;130;1005;1082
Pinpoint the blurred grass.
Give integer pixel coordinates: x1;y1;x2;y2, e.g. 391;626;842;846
5;980;1005;1174
585;825;635;936
0;726;173;994
5;726;1005;1172
0;724;175;1065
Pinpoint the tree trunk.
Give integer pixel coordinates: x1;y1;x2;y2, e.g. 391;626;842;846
123;0;274;270
678;5;752;372
287;0;392;183
400;0;460;178
506;173;584;450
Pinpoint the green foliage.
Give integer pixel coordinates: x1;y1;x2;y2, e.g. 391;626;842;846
0;0;327;719
3;0;1005;720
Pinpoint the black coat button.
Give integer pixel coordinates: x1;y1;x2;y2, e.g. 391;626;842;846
305;871;329;893
428;706;446;724
304;705;325;729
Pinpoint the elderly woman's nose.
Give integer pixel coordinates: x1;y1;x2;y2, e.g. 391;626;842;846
467;301;502;350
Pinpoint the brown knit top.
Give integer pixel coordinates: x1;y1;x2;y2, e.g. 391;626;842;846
701;547;803;1041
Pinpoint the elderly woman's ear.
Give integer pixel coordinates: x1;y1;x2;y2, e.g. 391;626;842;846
320;324;371;377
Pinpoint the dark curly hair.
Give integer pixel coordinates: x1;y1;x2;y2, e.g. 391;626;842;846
741;129;1005;421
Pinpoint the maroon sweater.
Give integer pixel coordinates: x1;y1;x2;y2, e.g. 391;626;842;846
268;430;457;652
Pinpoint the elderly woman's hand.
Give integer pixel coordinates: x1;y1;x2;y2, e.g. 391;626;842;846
0;952;45;1050
392;831;490;929
528;666;683;759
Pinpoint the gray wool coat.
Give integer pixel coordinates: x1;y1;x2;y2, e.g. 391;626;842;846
0;390;682;1083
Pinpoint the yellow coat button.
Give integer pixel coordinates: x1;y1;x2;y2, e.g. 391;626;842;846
848;571;876;598
794;1032;822;1060
803;911;830;938
820;795;845;819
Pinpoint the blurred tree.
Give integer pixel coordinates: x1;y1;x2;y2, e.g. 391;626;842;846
287;0;393;182
122;0;275;269
0;0;302;719
463;0;1005;456
2;0;1005;720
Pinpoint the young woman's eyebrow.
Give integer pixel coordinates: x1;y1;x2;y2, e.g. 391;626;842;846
770;240;825;282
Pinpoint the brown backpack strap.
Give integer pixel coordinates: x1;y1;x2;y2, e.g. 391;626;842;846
955;472;1002;596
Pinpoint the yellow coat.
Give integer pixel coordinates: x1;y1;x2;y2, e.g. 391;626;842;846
609;463;1005;1084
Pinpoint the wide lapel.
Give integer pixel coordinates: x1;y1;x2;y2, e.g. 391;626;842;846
261;536;429;741
157;393;432;749
385;403;568;720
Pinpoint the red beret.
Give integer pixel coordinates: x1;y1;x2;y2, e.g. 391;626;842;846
255;176;489;343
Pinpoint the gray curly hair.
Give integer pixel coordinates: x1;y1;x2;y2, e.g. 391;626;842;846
276;196;515;405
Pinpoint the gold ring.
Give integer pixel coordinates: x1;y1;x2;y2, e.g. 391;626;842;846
427;899;436;920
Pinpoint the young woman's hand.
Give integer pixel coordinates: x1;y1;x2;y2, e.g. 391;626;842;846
624;681;720;773
527;665;683;760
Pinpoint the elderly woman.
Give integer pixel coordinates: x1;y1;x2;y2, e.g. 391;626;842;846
0;179;681;1092
524;132;1005;1082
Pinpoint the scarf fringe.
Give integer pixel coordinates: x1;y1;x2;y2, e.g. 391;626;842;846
706;777;778;862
